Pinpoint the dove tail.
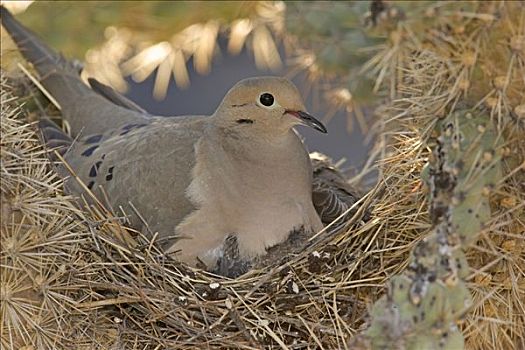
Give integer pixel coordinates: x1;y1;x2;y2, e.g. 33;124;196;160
0;6;76;77
1;6;90;133
1;6;150;136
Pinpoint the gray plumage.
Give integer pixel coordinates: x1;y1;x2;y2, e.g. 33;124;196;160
310;152;363;224
1;7;149;136
2;6;330;273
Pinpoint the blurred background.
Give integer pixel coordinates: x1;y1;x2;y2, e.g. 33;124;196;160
1;1;402;184
125;39;370;167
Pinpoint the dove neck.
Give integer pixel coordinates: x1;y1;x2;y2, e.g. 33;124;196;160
210;114;293;142
206;122;303;162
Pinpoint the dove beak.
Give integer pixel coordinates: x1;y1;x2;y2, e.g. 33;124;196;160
285;110;327;133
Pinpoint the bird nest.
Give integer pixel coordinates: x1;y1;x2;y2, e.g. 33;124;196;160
1;71;523;350
1;2;524;348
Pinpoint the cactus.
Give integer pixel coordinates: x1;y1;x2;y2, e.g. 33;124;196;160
364;109;503;349
284;1;388;108
284;1;524;128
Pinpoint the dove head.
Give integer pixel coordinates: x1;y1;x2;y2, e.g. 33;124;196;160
213;76;327;137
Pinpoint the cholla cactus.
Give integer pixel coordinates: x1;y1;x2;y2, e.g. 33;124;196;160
326;1;523;348
0;75;87;349
366;109;503;349
284;1;524;128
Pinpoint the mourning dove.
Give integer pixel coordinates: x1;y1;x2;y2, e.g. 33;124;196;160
1;7;326;272
218;153;367;277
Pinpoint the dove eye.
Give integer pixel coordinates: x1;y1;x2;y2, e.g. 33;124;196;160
259;93;275;107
